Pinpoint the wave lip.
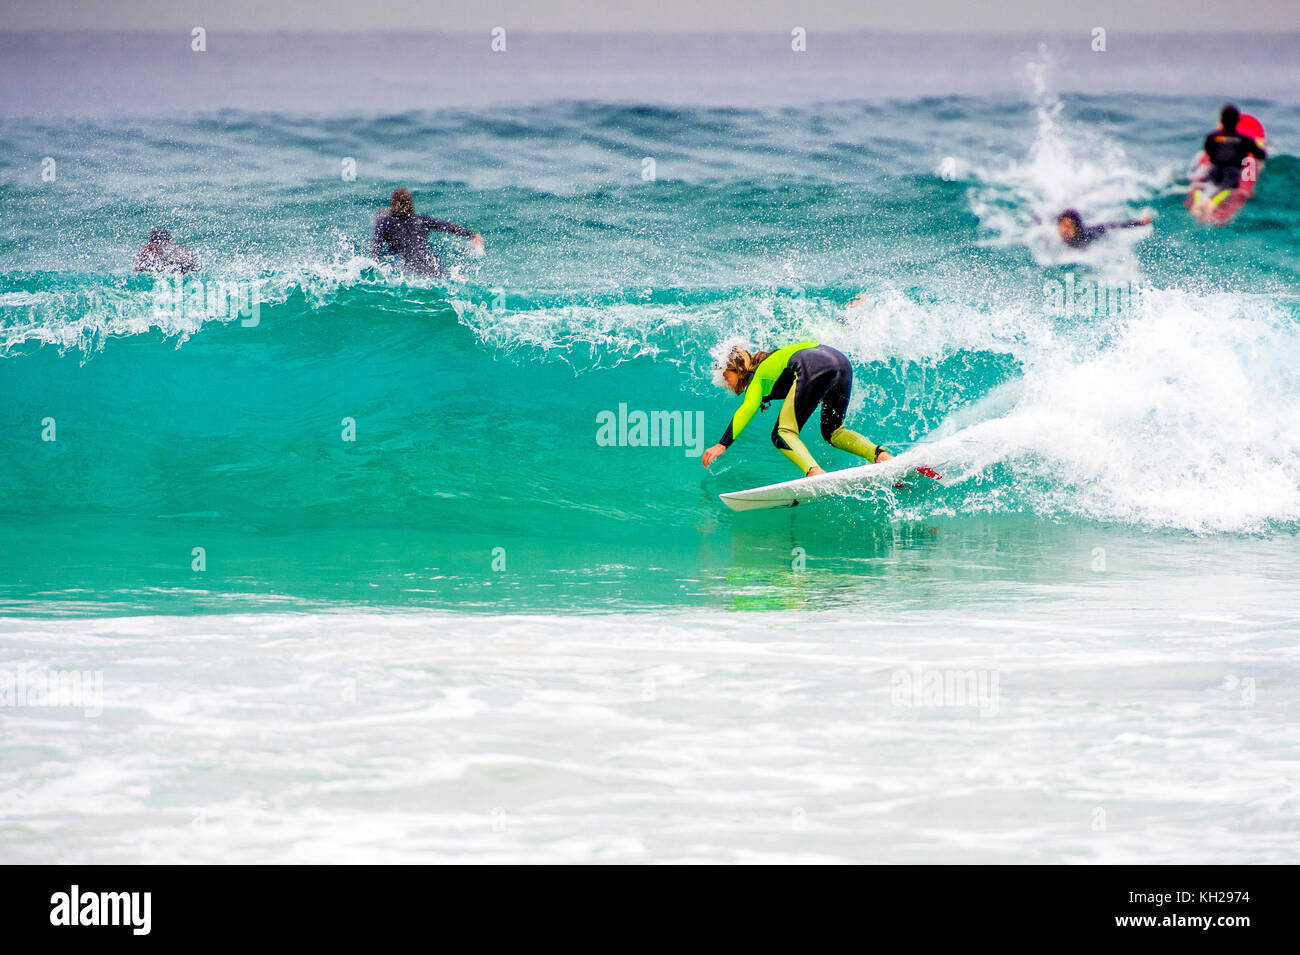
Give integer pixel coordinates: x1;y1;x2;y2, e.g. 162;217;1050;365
927;288;1300;533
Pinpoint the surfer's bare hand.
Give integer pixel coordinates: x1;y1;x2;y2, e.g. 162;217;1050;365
469;233;485;251
876;449;894;462
702;444;726;467
1140;214;1153;225
806;466;826;476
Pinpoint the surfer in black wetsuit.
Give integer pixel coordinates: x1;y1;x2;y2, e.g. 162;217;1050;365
1056;210;1152;249
134;228;198;274
1201;104;1267;191
370;188;483;277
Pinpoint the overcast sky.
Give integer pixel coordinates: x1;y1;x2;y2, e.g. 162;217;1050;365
4;0;1300;33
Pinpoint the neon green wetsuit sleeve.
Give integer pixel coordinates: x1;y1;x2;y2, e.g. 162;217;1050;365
718;342;816;447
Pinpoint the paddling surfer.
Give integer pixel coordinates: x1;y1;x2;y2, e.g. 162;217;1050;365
1055;210;1152;249
370;188;483;277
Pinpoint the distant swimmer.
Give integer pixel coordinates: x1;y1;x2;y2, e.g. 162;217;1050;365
702;342;891;476
1200;104;1267;194
1056;210;1153;249
370;188;483;277
133;228;198;274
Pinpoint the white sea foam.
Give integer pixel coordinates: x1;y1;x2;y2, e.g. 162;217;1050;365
905;287;1300;532
1;599;1296;864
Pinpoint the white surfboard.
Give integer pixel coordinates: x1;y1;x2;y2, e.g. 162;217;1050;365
719;453;943;512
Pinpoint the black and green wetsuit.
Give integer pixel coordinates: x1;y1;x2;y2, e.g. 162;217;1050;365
718;343;885;474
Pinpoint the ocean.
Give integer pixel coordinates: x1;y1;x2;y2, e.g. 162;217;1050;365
1;31;1298;863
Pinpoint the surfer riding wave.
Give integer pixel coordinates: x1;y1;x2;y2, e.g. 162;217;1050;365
702;343;892;476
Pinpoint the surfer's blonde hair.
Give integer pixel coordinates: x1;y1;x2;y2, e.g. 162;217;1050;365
721;345;772;390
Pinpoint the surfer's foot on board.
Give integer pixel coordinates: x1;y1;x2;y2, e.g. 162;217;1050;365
806;450;890;476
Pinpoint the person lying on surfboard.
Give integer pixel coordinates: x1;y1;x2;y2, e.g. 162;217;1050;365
702;342;891;477
1199;104;1267;197
1055;210;1152;249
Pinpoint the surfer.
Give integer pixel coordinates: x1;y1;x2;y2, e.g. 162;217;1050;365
133;228;198;274
1199;104;1267;194
1056;210;1152;249
702;342;891;476
370;188;484;277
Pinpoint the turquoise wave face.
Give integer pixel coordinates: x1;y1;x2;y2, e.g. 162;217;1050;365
3;95;1300;613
